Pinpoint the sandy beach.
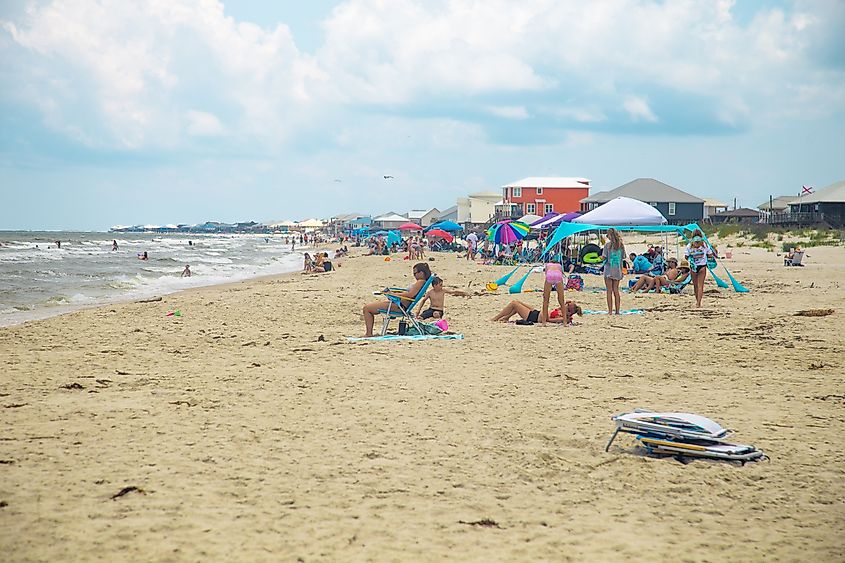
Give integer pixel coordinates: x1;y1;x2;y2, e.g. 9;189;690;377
1;242;844;561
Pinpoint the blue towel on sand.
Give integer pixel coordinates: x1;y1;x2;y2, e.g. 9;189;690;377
583;309;644;315
346;334;464;342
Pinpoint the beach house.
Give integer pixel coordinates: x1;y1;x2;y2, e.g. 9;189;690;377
703;198;729;220
501;177;591;218
709;208;762;225
581;178;704;223
406;208;440;227
435;205;458;224
758;196;796;215
781;180;845;227
371;212;410;230
456;192;500;227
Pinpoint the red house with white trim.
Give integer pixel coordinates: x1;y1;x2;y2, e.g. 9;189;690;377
501;177;591;217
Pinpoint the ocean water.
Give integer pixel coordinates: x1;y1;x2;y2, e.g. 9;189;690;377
0;231;309;327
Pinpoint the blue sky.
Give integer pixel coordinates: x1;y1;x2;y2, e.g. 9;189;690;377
1;0;843;230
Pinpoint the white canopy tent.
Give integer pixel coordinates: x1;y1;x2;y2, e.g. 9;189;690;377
517;213;543;225
573;197;667;226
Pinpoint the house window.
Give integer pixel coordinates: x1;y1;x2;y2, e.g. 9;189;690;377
536;187;543;195
668;202;676;216
526;203;536;214
544;203;554;214
512;187;522;198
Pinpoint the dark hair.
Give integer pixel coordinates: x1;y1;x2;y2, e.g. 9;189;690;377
431;276;442;285
413;262;431;279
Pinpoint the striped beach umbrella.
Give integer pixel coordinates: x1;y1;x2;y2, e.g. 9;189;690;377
487;220;530;244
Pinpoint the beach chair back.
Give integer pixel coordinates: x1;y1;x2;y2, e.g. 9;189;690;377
788;251;804;266
379;274;436;335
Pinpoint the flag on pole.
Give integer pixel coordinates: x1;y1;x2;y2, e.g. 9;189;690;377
801;185;814;195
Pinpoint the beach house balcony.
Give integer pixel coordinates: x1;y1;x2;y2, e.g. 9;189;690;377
768;211;828;226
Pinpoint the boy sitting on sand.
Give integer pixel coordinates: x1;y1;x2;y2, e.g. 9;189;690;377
416;276;446;319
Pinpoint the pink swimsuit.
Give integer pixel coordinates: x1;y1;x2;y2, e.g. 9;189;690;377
545;263;564;284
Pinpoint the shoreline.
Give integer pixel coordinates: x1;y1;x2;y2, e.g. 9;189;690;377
1;244;844;560
0;245;324;329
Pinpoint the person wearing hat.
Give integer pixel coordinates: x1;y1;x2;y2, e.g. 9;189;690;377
685;229;716;307
652;257;685;292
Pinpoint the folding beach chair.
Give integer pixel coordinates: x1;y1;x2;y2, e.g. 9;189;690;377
605;410;765;463
784;251;804;266
375;274;435;336
667;274;692;294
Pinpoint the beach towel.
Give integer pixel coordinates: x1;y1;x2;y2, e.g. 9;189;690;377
583;309;644;315
346;334;464;342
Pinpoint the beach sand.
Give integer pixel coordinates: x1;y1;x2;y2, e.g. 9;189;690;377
1;243;844;561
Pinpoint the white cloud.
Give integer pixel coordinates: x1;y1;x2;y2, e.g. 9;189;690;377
185;110;224;136
487;106;529;119
1;0;842;153
623;96;658;123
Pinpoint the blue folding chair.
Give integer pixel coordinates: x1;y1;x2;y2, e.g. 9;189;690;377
376;274;435;336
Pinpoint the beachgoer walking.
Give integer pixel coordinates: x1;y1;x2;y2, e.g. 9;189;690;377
685;229;715;308
466;232;478;260
602;228;625;314
112;240;118;251
181;265;192;277
361;263;431;337
55;240;61;249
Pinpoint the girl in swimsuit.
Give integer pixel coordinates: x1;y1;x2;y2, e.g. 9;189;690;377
541;262;566;326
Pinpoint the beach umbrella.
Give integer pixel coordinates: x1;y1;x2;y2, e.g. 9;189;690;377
530;212;559;227
487;220;530;244
425;229;454;243
561;211;582;221
397;222;423;231
428;220;463;232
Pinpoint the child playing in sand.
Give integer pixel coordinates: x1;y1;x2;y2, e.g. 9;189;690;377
416;276;446;319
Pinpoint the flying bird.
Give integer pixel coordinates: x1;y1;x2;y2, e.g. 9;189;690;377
383;175;394;179
333;179;342;183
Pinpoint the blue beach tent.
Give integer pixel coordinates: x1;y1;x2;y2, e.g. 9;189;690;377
428;220;463;232
543;221;749;293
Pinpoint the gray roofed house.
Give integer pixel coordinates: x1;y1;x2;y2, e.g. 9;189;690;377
580;178;704;223
786;180;845;227
758;196;796;212
710;207;761;225
435;205;458;223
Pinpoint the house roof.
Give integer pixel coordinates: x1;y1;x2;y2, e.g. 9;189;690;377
331;213;365;221
580;190;609;203
438;205;457;215
789;180;845;204
581;178;704;204
407;208;439;219
372;212;410;222
757;196;796;211
703;198;728;208
503;177;591;189
712;207;760;218
468;191;503;199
